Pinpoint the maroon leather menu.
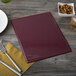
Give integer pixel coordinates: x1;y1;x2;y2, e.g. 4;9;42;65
11;12;72;63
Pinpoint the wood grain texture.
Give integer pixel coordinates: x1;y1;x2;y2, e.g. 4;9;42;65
0;0;76;76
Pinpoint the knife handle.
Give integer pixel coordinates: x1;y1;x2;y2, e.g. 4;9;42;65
5;53;21;72
0;60;21;76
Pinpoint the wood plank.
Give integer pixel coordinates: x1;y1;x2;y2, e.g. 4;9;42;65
0;0;76;76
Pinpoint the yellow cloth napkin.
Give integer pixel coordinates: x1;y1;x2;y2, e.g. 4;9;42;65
0;43;34;76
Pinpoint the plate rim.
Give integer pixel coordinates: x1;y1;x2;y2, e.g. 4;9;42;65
0;9;8;33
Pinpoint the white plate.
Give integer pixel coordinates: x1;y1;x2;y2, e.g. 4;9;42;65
58;2;75;17
0;10;8;33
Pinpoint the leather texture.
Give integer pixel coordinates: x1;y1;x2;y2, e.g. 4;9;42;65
12;12;72;63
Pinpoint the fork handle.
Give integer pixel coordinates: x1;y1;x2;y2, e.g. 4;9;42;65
0;60;21;76
5;53;21;72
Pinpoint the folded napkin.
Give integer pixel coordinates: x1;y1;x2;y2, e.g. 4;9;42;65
0;43;34;76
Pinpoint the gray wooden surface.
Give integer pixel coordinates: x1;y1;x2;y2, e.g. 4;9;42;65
0;0;76;76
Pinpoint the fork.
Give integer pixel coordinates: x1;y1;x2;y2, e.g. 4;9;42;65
0;39;21;72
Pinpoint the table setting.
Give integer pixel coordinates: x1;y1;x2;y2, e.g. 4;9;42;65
0;0;76;76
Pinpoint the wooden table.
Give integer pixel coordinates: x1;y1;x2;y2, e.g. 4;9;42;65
0;0;76;76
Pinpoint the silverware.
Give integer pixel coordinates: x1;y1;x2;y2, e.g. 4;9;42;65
0;59;21;76
0;39;21;72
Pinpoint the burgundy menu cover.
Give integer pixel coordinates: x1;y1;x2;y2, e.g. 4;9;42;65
11;12;72;63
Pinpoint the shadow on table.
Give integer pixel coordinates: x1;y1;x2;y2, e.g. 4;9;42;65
0;20;11;36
